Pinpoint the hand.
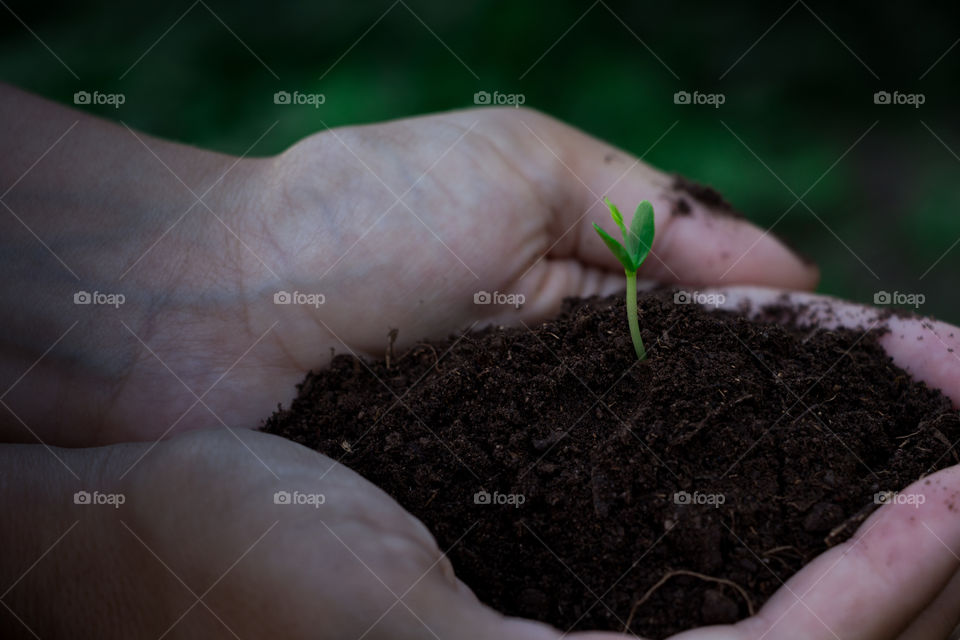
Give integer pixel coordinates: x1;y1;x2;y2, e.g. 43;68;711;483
7;425;957;639
1;427;624;640
248;107;817;394
670;469;960;639
0;94;818;445
263;107;819;353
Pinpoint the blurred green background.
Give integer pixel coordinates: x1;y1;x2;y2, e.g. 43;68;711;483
2;0;958;320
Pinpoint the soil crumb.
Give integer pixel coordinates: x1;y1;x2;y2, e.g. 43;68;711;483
672;174;740;218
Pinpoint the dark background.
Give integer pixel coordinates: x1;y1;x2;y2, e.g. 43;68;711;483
2;0;958;320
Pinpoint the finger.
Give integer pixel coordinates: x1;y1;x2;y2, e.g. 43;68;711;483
664;465;960;640
705;286;960;406
748;464;960;638
518;110;819;291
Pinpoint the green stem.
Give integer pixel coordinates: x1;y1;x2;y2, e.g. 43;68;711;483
625;270;646;360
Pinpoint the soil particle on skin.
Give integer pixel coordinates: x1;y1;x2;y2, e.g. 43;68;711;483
756;293;928;326
672;174;739;217
669;174;816;265
672;196;692;216
264;291;960;638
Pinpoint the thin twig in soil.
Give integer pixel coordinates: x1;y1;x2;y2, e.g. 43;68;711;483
622;569;755;632
896;429;922;440
761;544;804;572
825;501;877;546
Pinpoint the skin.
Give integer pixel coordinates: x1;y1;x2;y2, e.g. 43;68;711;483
1;84;958;638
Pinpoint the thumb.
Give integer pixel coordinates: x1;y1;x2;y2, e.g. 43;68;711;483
521;110;819;291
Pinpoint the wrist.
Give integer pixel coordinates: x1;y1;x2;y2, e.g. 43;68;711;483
0;88;280;442
0;85;343;444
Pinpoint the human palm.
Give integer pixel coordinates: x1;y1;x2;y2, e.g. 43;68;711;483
116;428;623;640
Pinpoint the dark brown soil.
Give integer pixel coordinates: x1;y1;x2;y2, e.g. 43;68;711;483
263;291;960;638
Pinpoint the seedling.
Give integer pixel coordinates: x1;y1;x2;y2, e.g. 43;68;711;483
592;198;655;360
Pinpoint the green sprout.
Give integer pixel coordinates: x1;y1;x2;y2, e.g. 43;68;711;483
592;198;655;360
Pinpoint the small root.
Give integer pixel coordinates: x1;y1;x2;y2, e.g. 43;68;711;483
622;569;755;632
825;501;876;546
762;545;800;557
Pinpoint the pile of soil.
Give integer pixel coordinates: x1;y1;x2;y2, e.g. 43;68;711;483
263;291;960;638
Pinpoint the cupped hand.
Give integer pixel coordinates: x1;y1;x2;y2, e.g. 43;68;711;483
111;414;960;640
260;107;817;350
109;107;817;440
109;427;621;640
